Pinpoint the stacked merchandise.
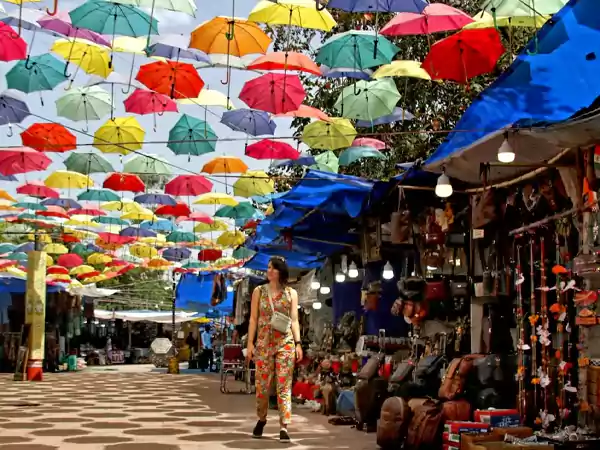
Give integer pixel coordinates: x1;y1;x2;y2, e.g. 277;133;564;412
442;421;490;450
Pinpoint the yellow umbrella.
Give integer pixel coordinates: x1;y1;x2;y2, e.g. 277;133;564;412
47;273;72;283
70;265;96;276
176;88;235;110
82;274;108;284
64;218;101;228
45;254;54;266
4;267;27;278
70;279;83;289
216;230;245;248
27;232;52;244
265;204;274;215
0;189;15;202
233;170;275;198
121;208;157;221
111;36;147;54
190;16;271;57
147;257;171;270
194;219;229;233
202;156;248;174
101;199;143;213
372;60;432;80
87;253;112;265
63;228;99;240
465;11;549;29
45;170;93;189
302;118;356;150
139;234;166;245
0;200;19;211
51;38;113;78
192;317;211;324
44;243;69;255
194;193;238;206
130;244;158;258
93;117;145;155
249;0;337;31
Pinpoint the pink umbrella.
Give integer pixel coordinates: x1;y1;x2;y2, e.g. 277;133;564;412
239;73;306;114
0;147;51;176
164;175;213;197
245;139;300;160
37;205;69;219
381;3;474;36
176;211;213;225
0;23;27;62
353;138;386;150
68;208;106;216
57;253;83;268
16;181;60;198
37;12;112;47
124;89;178;130
275;104;330;121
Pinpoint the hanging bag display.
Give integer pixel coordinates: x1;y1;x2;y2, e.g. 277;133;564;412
390;187;411;244
266;287;292;333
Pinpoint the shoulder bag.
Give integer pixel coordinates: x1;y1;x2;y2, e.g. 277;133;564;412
266;286;292;333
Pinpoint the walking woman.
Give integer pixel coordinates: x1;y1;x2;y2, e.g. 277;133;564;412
246;256;302;442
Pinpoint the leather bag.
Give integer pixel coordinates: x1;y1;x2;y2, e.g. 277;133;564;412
450;280;468;298
439;354;484;400
389;360;415;384
405;401;444;449
472;188;497;229
441;399;471;422
425;280;448;302
376;397;411;449
357;354;383;381
391;188;411;245
355;377;389;430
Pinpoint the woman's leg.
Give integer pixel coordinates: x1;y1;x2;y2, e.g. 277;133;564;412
254;352;275;422
275;345;295;427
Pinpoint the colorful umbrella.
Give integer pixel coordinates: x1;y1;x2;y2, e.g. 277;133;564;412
0;189;15;202
247;52;320;75
176;211;213;225
249;0;337;31
55;86;113;123
177;88;234;109
310;150;339;173
275;104;330;121
245;139;300;160
17;181;59;198
68;208;106;217
136;60;204;100
6;54;68;94
78;188;120;202
37;205;69;219
164;175;213;196
51;39;113;78
146;34;210;62
233;247;256;259
166;230;196;243
123;89;178;126
167;114;217;156
327;0;428;12
92;216;129;226
321;66;373;80
42;198;81;209
194;219;229;233
93;117;145;155
339;146;385;166
0;22;26;62
64;152;114;174
302;118;356;150
316;31;399;70
189;16;271;56
87;252;112;265
44;243;69;255
162;247;192;262
155;202;191;217
20;123;76;152
103;173;145;193
14;201;47;211
130;244;158;258
381;3;474;36
124;154;172;175
465;11;550;29
119;227;156;238
372;60;432;80
202;156;248;174
233;170;275;198
0;90;30;126
140;219;175;232
355;107;414;127
353;138;387;150
481;0;567;16
38;11;112;47
45;170;93;189
334;78;401;121
422;28;505;83
215;202;256;220
0;147;51;175
134;193;177;206
217;230;245;247
239;73;306;114
221;109;276;136
194;192;238;207
198;248;222;262
101;199;142;212
121;208;156;221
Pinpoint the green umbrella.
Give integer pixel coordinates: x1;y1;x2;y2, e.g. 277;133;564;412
233;247;255;260
482;0;567;16
6;54;68;93
71;243;91;257
315;30;399;70
69;0;159;38
182;261;208;269
0;243;17;253
56;86;113;122
17;213;37;220
339;146;385;166
168;114;217;156
310;151;339;173
92;216;130;226
215;202;257;220
65;152;115;174
124;154;172;175
7;252;28;261
334;78;400;121
78;188;121;202
166;231;196;243
14;202;47;211
109;0;197;16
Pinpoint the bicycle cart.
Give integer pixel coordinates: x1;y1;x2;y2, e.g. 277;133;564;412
219;344;253;394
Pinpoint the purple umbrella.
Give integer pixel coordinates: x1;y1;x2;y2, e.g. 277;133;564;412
37;12;112;47
162;247;192;262
274;156;317;168
321;66;373;80
221;109;276;136
0;90;30;126
120;227;157;238
86;243;102;253
41;198;82;209
134;193;177;206
326;0;427;13
146;35;210;63
15;242;35;253
0;174;17;181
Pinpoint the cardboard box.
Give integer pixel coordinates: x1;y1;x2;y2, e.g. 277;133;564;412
473;443;553;450
474;409;520;427
445;421;490;433
461;427;533;450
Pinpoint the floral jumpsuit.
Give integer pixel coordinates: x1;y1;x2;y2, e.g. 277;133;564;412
254;285;295;424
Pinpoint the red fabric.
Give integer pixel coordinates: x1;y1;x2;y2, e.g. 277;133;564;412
123;89;178;115
164;174;213;196
292;382;317;400
103;173;145;193
136;60;204;99
239;73;306;114
245;139;300;160
56;253;83;268
20;123;76;152
155;202;191;217
0;23;27;62
97;232;136;245
17;181;59;198
199;248;222;261
0;147;51;176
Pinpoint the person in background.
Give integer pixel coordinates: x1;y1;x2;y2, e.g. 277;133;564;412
185;332;197;360
201;325;213;371
246;256;302;443
105;336;112;365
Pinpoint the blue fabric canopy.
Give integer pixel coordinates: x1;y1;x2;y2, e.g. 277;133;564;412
175;272;233;312
0;278;65;293
244;251;324;271
427;0;600;167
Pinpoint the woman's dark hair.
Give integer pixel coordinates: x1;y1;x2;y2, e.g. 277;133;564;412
269;256;289;285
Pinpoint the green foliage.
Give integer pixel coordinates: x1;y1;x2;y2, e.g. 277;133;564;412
269;0;538;181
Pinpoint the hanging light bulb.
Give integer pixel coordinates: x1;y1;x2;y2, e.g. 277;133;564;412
335;270;346;283
311;278;321;290
312;301;322;310
348;262;359;279
382;261;394;280
319;285;331;295
435;172;453;198
497;134;515;163
226;285;234;293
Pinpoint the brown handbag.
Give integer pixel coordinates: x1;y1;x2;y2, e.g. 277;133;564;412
391;188;411;244
425;279;448;302
441;399;471;422
405;401;444;449
438;355;485;400
357;354;383;380
376;397;412;449
472;189;497;230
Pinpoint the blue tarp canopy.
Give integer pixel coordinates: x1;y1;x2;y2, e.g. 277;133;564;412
175;272;233;312
425;0;600;184
0;277;65;293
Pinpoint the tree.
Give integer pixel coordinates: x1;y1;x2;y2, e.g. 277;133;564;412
269;0;537;181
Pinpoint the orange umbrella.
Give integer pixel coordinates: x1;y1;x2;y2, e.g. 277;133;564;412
275;104;330;121
189;17;271;57
136;60;204;100
247;52;320;75
20;123;77;152
202;156;248;174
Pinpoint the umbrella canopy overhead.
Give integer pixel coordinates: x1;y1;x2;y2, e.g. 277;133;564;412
190;16;272;56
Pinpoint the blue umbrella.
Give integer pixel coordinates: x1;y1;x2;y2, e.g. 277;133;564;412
139;219;176;233
120;226;157;238
41;198;82;209
162;247;192;262
0;175;17;181
134;193;177;206
355;107;415;127
252;192;287;204
320;66;373;80
86;244;102;253
146;35;210;63
221;109;276;136
274;156;317;168
0;90;30;126
15;243;34;253
327;0;427;12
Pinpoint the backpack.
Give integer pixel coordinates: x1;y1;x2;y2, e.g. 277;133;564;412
355;377;389;431
376;397;411;449
438;354;484;400
405;401;444;449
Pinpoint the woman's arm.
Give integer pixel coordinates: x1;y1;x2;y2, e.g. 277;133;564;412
289;288;301;343
247;287;260;349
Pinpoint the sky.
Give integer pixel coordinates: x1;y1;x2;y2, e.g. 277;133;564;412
0;0;304;215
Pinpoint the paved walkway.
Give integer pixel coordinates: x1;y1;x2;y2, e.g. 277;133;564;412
0;370;376;450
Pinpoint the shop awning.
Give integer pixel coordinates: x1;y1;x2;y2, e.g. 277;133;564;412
94;309;200;323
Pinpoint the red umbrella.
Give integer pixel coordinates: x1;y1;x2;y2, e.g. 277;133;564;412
199;248;222;261
57;253;84;268
0;23;27;62
78;271;101;280
106;259;127;267
0;147;51;176
136;60;204;99
239;73;306;114
61;234;80;244
16;181;60;198
68;208;106;216
245;139;300;160
247;52;321;75
37;205;69;219
123;88;178;128
0;259;17;269
20;123;76;152
423;28;505;84
242;219;261;230
176;211;213;225
47;265;69;275
381;3;474;36
275;104;330;121
116;264;136;276
164;175;213;197
103;173;146;193
155;202;191;217
97;232;136;245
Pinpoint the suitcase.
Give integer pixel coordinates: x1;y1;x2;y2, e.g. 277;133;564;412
355;377;388;432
